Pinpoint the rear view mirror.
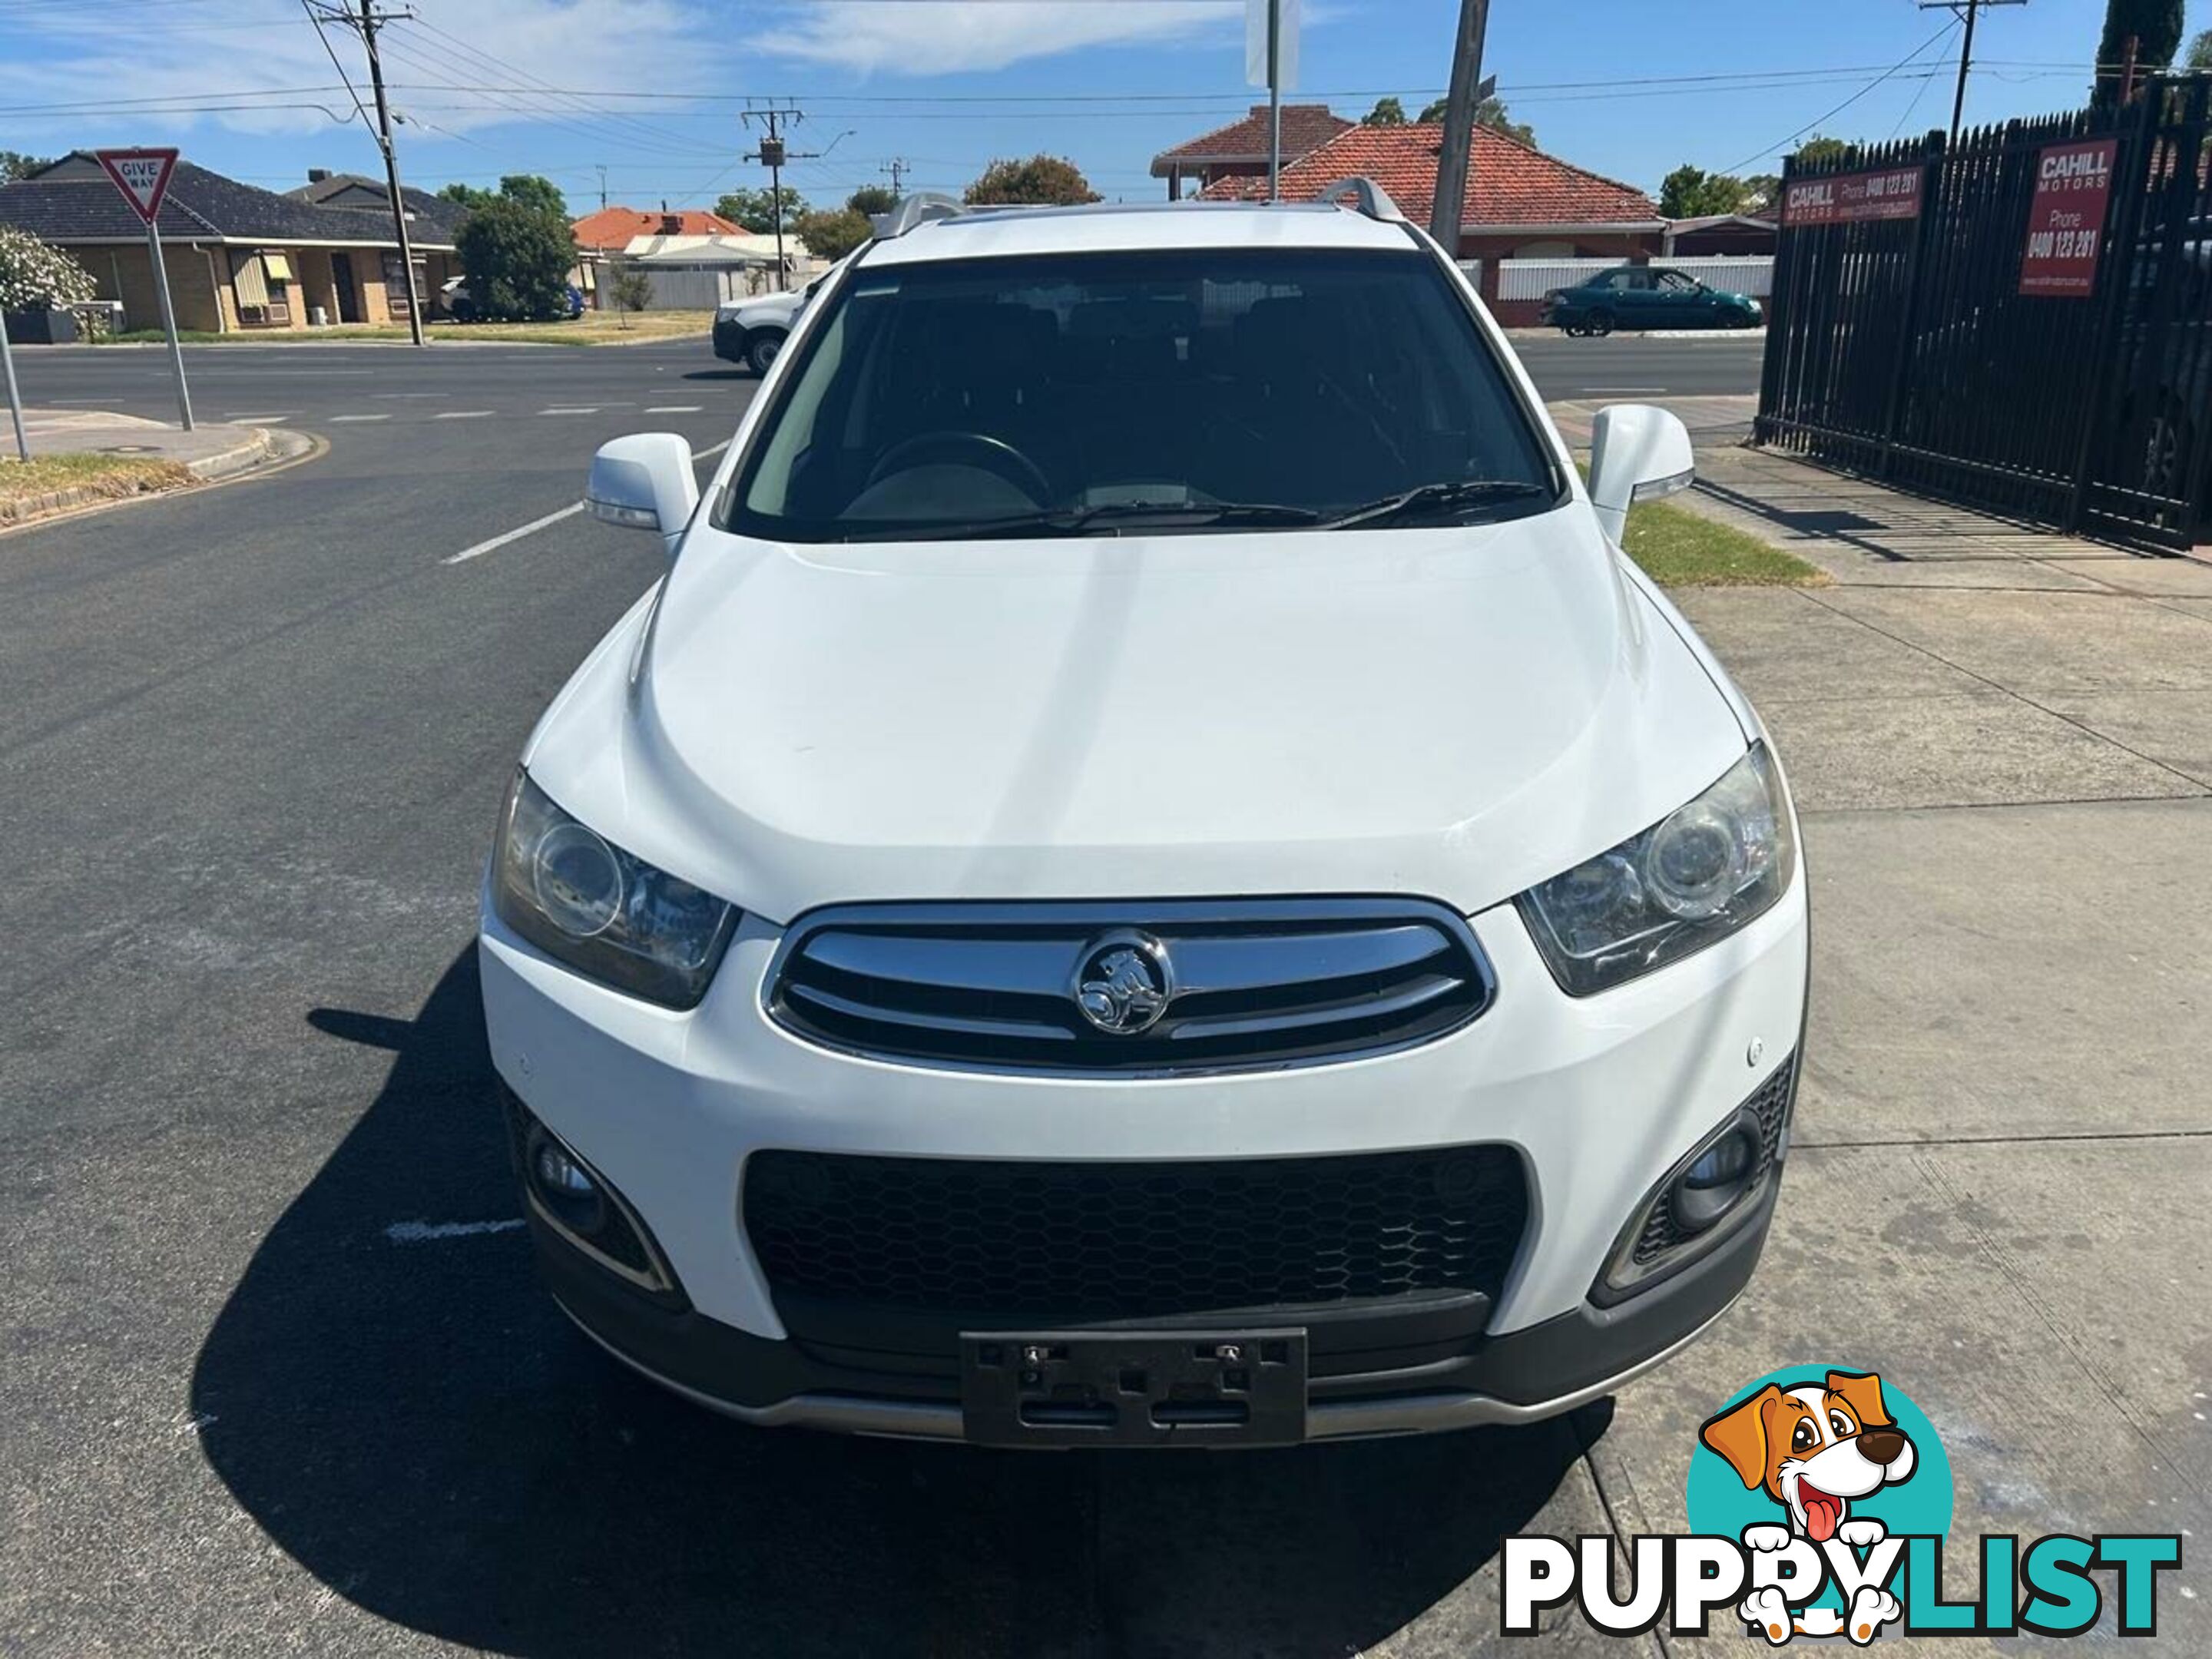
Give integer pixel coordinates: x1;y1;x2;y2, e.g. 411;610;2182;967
587;433;700;554
1586;404;1694;544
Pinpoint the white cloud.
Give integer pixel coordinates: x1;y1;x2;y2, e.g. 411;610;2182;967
750;0;1238;78
0;0;721;141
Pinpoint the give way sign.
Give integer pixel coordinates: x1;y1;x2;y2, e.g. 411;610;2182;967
94;148;180;224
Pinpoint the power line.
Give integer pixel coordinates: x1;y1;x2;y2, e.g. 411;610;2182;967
1714;19;1962;174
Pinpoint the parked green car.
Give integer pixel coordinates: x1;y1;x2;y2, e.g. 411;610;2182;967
1540;267;1763;336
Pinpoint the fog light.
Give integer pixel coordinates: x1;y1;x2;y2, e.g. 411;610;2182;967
1671;1121;1761;1233
531;1135;604;1233
505;1101;683;1306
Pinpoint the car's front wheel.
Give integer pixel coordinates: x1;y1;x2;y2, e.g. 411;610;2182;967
747;329;786;376
1588;310;1614;338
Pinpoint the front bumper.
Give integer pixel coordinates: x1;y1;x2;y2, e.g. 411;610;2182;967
711;318;747;362
481;874;1807;1439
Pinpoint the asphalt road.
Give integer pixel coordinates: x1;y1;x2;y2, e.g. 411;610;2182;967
0;331;1751;1658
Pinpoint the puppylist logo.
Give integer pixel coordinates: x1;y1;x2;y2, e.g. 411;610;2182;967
1501;1366;2184;1644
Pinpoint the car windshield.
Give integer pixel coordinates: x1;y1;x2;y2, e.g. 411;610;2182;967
720;245;1558;541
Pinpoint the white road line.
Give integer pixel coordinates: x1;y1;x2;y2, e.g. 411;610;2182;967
646;405;704;413
539;406;599;415
442;502;586;565
328;413;391;423
221;413;294;422
385;1218;526;1243
435;409;495;419
440;437;730;566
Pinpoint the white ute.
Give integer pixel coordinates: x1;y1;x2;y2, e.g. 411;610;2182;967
482;184;1809;1447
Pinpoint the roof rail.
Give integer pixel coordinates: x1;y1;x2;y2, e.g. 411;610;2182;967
875;191;967;240
1314;177;1405;224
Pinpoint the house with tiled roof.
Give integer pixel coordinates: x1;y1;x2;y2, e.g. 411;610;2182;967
0;153;460;333
571;205;745;254
1149;104;1354;199
1197;121;1665;323
285;168;470;241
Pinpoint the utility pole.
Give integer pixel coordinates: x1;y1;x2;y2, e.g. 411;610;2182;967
597;164;608;210
1267;0;1283;200
1429;0;1488;250
744;105;803;292
882;157;910;195
1920;0;2025;147
311;0;426;345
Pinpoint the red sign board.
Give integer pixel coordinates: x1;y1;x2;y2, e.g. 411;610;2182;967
2019;137;2118;298
94;147;180;225
1780;166;1924;228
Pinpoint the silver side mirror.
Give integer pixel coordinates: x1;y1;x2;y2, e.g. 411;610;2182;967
1587;404;1694;545
587;433;700;555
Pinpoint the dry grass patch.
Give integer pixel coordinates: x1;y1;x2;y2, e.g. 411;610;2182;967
0;453;199;524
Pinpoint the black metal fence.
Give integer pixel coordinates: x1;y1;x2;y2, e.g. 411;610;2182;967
1757;76;2212;548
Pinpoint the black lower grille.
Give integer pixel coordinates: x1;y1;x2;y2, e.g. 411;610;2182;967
1632;1055;1796;1265
743;1147;1528;1323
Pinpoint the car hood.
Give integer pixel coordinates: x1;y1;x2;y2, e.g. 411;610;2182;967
525;506;1750;923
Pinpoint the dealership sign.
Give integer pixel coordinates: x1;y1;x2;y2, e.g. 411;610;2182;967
2020;137;2118;297
1781;166;1923;228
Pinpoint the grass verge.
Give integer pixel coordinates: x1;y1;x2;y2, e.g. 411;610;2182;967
1622;495;1828;587
0;453;199;524
101;310;714;347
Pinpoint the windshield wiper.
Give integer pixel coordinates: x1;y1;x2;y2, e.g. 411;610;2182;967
848;500;1326;541
1322;478;1550;531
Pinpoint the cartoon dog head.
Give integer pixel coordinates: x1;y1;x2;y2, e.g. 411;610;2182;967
1699;1370;1917;1543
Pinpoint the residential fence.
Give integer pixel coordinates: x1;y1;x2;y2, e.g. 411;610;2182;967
1492;255;1774;303
628;267;755;312
1757;75;2212;548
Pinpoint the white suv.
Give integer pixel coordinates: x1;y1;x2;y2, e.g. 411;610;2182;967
481;184;1807;1447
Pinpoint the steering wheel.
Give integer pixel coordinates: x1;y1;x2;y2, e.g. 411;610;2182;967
863;431;1053;505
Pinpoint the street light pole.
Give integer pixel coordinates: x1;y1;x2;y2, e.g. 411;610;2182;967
1429;0;1489;251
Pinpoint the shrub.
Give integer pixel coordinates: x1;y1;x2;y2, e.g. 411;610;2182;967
608;263;654;321
0;225;97;313
453;198;576;323
793;207;871;263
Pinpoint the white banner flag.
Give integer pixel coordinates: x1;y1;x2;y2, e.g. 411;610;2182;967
1246;0;1302;91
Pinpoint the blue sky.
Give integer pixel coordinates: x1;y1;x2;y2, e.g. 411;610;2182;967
0;1;2194;214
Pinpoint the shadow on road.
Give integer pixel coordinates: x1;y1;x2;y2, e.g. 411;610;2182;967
681;368;753;384
194;949;1597;1657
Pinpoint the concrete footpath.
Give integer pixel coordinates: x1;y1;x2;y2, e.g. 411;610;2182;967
1498;416;2212;1655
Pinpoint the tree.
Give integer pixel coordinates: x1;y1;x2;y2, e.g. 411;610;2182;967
793;207;873;263
1;151;54;184
963;155;1101;206
1414;94;1535;147
454;197;577;322
0;225;96;313
495;174;567;219
1659;164;1752;220
2185;26;2212;68
845;184;898;219
607;261;653;327
715;186;807;234
2094;0;2184;105
436;176;567;218
1363;96;1408;127
1793;136;1851;167
1739;173;1781;214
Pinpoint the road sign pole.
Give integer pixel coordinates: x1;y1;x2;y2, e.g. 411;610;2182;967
144;221;193;431
1;321;30;462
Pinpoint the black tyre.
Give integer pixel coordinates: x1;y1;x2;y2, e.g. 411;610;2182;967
747;329;786;376
1588;310;1615;338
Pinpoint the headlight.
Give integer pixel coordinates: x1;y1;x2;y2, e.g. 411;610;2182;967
492;772;738;1008
1516;744;1794;996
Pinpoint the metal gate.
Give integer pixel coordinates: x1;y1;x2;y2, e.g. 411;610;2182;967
1757;76;2212;548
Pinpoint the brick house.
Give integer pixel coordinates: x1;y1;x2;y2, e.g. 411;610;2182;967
1197;122;1664;324
1149;104;1354;199
0;153;462;333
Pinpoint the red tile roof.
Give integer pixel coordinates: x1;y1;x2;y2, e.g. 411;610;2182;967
1151;104;1353;177
571;206;744;249
1197;122;1660;228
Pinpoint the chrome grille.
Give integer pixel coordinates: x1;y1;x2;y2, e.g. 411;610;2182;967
765;899;1496;1075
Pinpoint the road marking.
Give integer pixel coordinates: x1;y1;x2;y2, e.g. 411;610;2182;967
646;405;703;413
327;412;390;423
385;1218;526;1243
540;406;599;415
435;409;495;419
439;437;730;565
443;502;586;565
221;413;294;422
375;392;448;399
